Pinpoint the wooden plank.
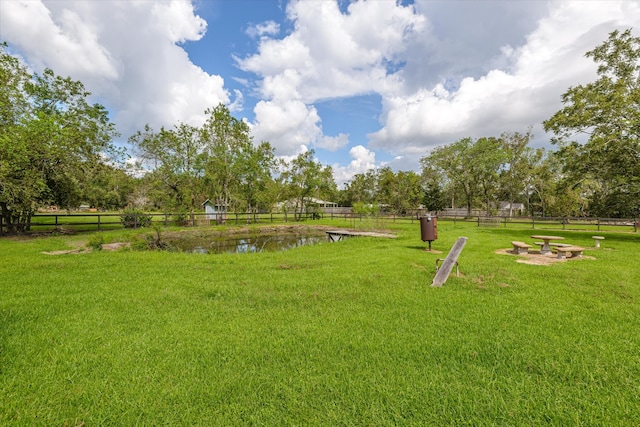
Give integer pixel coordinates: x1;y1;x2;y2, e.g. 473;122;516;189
325;230;396;240
431;237;468;287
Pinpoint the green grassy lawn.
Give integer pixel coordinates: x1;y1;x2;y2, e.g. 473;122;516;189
1;221;639;425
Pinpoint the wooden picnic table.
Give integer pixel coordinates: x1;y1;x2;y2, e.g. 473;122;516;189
531;235;564;255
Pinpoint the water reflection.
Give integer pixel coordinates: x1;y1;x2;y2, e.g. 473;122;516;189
170;233;324;254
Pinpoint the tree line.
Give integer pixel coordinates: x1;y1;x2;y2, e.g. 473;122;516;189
1;29;639;232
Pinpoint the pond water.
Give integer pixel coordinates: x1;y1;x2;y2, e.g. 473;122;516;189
166;231;325;254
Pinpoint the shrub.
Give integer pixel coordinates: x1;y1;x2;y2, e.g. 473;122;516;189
86;234;105;250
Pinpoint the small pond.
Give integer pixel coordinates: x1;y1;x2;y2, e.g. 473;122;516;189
164;228;326;254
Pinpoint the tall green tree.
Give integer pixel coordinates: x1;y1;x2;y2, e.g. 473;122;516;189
280;150;336;217
200;104;253;211
236;141;277;214
130;104;278;216
543;28;640;217
421;139;472;216
421;138;491;216
342;169;377;206
520;148;554;216
129;122;205;213
471;137;507;215
499;130;533;216
79;162;134;210
421;164;448;213
376;167;423;214
0;44;119;231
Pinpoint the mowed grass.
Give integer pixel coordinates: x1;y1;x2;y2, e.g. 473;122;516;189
1;221;639;425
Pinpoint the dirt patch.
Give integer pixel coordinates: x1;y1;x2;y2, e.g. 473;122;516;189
101;242;131;251
495;248;595;265
42;239;90;255
42;248;88;255
42;242;130;254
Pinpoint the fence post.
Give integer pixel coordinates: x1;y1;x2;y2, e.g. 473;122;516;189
0;215;3;236
98;215;101;231
532;216;535;229
597;218;600;231
134;213;138;229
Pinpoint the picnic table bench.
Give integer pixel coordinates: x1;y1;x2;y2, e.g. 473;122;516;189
556;246;585;259
592;236;604;248
511;241;532;255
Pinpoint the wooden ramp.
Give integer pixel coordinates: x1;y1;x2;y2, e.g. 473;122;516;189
326;230;396;242
432;237;468;287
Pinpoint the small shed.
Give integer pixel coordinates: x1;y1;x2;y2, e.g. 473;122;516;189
202;199;228;222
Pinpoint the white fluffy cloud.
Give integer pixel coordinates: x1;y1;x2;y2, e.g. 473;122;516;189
370;1;640;153
332;145;378;187
240;0;424;101
240;0;425;156
0;0;229;137
0;1;118;80
251;100;322;152
246;20;280;38
317;134;349;151
251;99;348;154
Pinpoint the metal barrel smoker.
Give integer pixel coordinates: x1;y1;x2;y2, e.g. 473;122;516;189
419;214;437;251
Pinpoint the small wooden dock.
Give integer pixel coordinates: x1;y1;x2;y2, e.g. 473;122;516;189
326;230;396;242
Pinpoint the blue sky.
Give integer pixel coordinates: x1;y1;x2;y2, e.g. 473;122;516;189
2;0;640;186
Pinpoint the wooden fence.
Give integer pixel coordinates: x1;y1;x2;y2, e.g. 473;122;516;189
440;214;640;232
1;211;374;235
1;212;639;235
